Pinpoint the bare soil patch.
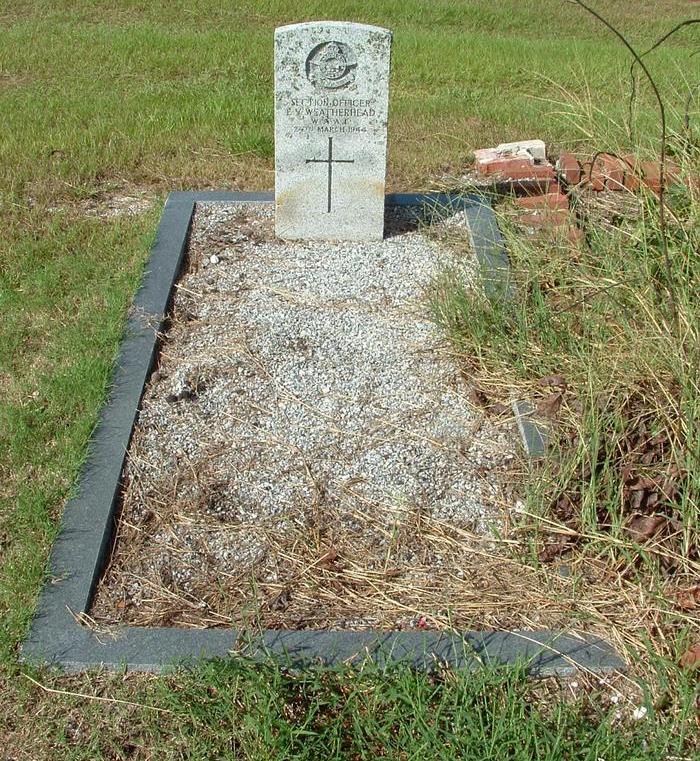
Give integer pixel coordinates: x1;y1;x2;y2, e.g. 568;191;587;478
45;188;157;219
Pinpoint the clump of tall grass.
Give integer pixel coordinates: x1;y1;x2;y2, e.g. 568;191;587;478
431;91;699;678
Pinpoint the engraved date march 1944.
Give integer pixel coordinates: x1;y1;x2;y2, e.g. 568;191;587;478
284;96;376;135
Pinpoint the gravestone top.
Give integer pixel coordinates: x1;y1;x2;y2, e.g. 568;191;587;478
274;21;392;241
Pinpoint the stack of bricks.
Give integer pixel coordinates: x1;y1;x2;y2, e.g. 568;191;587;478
474;140;582;243
473;141;694;245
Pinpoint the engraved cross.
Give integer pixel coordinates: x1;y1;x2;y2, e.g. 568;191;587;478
305;136;354;213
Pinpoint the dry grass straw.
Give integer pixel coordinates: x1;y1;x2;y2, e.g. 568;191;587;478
91;419;698;680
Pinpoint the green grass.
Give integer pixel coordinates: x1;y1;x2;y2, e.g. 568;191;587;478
0;0;695;200
1;1;698;757
5;658;697;759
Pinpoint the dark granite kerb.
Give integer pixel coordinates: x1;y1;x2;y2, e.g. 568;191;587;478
22;191;622;674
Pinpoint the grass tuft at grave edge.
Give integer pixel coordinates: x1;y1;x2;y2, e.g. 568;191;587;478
1;0;699;757
7;655;696;760
429;97;699;750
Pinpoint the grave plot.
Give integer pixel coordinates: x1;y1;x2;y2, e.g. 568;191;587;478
91;201;519;631
24;19;623;673
24;191;623;672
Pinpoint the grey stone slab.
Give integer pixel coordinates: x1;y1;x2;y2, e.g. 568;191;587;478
463;199;514;301
274;22;392;241
512;398;549;457
456;196;548;457
22;191;622;675
23;193;197;659
27;625;622;677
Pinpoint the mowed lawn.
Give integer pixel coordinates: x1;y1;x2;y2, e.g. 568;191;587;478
0;1;698;758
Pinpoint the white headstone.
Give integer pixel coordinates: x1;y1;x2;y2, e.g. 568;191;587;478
274;22;392;241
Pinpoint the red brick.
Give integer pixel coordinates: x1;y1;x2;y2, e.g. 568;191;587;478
640;160;681;193
590;154;627;190
478;157;533;176
606;176;626;191
566;225;585;244
504;164;556;181
578;161;604;191
624;173;641;192
515;192;569;211
580;154;624;191
474;148;499;164
622;156;683;194
518;209;570;228
557;152;581;185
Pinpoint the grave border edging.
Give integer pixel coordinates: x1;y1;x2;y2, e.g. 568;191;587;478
22;191;622;675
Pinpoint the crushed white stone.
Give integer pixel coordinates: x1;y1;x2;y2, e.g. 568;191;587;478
92;201;517;628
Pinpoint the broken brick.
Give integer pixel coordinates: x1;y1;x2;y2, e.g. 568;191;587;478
622;156;682;194
503;164;556;181
590;154;629;191
557;152;582;185
478;157;534;177
518;209;570;228
515;192;569;211
639;161;681;193
623;173;641;192
473;147;500;165
569;151;689;195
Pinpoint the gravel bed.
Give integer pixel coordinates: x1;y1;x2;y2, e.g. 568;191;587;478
91;202;517;630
